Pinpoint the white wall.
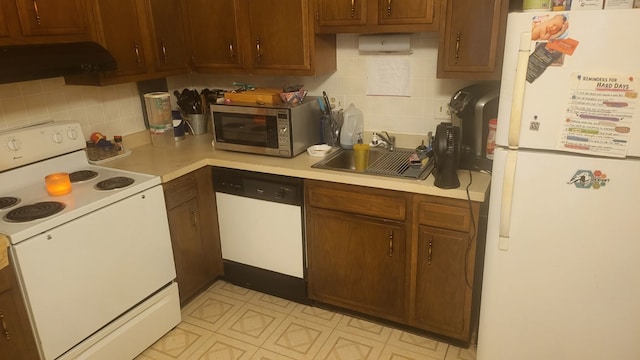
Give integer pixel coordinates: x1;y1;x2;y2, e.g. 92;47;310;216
0;33;478;140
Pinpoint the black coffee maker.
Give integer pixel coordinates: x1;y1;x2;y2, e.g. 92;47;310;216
448;82;500;172
433;122;461;189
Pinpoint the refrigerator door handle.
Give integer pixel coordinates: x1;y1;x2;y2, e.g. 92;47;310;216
507;32;531;149
498;149;518;251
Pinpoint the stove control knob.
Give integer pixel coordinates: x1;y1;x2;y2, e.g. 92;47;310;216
7;138;19;151
52;132;64;144
67;128;78;140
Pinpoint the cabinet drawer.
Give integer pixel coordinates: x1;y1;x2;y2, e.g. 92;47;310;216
164;174;199;209
417;201;470;232
305;180;408;221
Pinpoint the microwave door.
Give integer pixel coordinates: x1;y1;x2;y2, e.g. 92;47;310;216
215;113;279;148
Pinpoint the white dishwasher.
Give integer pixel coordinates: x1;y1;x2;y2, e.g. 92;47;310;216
213;167;307;302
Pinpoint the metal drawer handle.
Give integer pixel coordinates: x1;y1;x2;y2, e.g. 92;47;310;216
161;41;168;64
387;0;392;17
33;0;41;25
351;0;355;18
256;37;262;63
134;42;141;67
0;311;10;341
388;230;394;257
428;237;433;265
455;32;461;64
228;41;235;61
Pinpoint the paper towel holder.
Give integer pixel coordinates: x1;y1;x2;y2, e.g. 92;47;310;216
358;34;412;54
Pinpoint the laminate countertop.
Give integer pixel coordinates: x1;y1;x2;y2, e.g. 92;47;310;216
100;134;491;202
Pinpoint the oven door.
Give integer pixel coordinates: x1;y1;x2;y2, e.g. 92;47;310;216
212;106;292;157
11;185;177;360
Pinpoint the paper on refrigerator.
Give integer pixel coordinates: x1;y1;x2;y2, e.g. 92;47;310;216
559;72;637;157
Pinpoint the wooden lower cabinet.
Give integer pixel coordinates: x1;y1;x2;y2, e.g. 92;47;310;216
413;226;472;337
410;195;482;344
0;261;39;360
306;207;407;322
305;180;484;346
164;167;223;305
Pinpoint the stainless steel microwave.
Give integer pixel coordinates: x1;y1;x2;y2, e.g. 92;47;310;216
211;96;322;158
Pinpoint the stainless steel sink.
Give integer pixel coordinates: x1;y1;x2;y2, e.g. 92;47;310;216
312;147;434;180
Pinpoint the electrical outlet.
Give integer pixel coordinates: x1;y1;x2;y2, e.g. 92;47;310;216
329;96;344;110
434;98;452;120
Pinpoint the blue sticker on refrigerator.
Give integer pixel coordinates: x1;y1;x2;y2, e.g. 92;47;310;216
567;169;609;189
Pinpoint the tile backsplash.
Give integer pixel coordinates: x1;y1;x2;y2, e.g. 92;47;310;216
0;77;146;140
0;33;479;141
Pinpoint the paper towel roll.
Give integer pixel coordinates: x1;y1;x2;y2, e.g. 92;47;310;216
144;92;172;127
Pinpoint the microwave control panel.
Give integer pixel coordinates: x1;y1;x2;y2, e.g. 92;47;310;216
277;111;291;156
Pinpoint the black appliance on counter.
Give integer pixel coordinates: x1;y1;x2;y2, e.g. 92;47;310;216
433;122;461;189
449;82;500;172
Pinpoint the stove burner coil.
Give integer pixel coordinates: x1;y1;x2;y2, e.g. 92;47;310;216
95;176;135;190
69;170;99;183
4;201;65;222
0;197;20;210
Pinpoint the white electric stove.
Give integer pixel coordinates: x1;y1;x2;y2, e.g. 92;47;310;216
0;121;180;360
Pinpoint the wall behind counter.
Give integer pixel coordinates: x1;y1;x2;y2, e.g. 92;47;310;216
0;33;477;140
171;33;476;136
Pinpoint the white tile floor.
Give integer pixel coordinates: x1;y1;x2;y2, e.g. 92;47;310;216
136;281;476;360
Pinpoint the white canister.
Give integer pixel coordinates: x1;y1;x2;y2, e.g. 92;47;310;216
144;92;172;127
144;92;173;147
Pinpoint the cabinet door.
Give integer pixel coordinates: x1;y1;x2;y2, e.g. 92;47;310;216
92;0;148;78
0;266;39;360
147;0;188;73
307;208;406;322
316;0;367;26
183;0;243;71
377;0;435;26
167;197;209;304
0;6;9;38
437;0;507;80
14;0;87;36
413;225;471;338
246;0;311;71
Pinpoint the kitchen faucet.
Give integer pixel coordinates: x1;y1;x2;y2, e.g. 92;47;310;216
373;131;396;151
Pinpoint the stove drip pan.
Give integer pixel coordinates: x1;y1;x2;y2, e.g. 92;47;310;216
69;170;99;183
5;201;65;222
95;176;134;190
0;197;20;210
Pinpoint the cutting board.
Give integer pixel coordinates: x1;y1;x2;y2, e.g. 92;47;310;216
223;88;282;105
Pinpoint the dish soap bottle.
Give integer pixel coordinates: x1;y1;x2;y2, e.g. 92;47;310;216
340;103;363;149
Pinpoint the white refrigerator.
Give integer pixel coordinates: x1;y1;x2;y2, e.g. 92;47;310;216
477;9;640;360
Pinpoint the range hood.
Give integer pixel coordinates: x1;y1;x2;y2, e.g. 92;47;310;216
0;42;117;85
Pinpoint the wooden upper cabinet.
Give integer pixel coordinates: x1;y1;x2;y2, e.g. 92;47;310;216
316;0;367;27
315;0;437;34
146;0;189;73
377;0;435;26
92;0;149;78
182;0;243;71
183;0;336;76
0;0;93;45
67;0;189;85
14;0;87;36
246;0;311;72
437;0;509;80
